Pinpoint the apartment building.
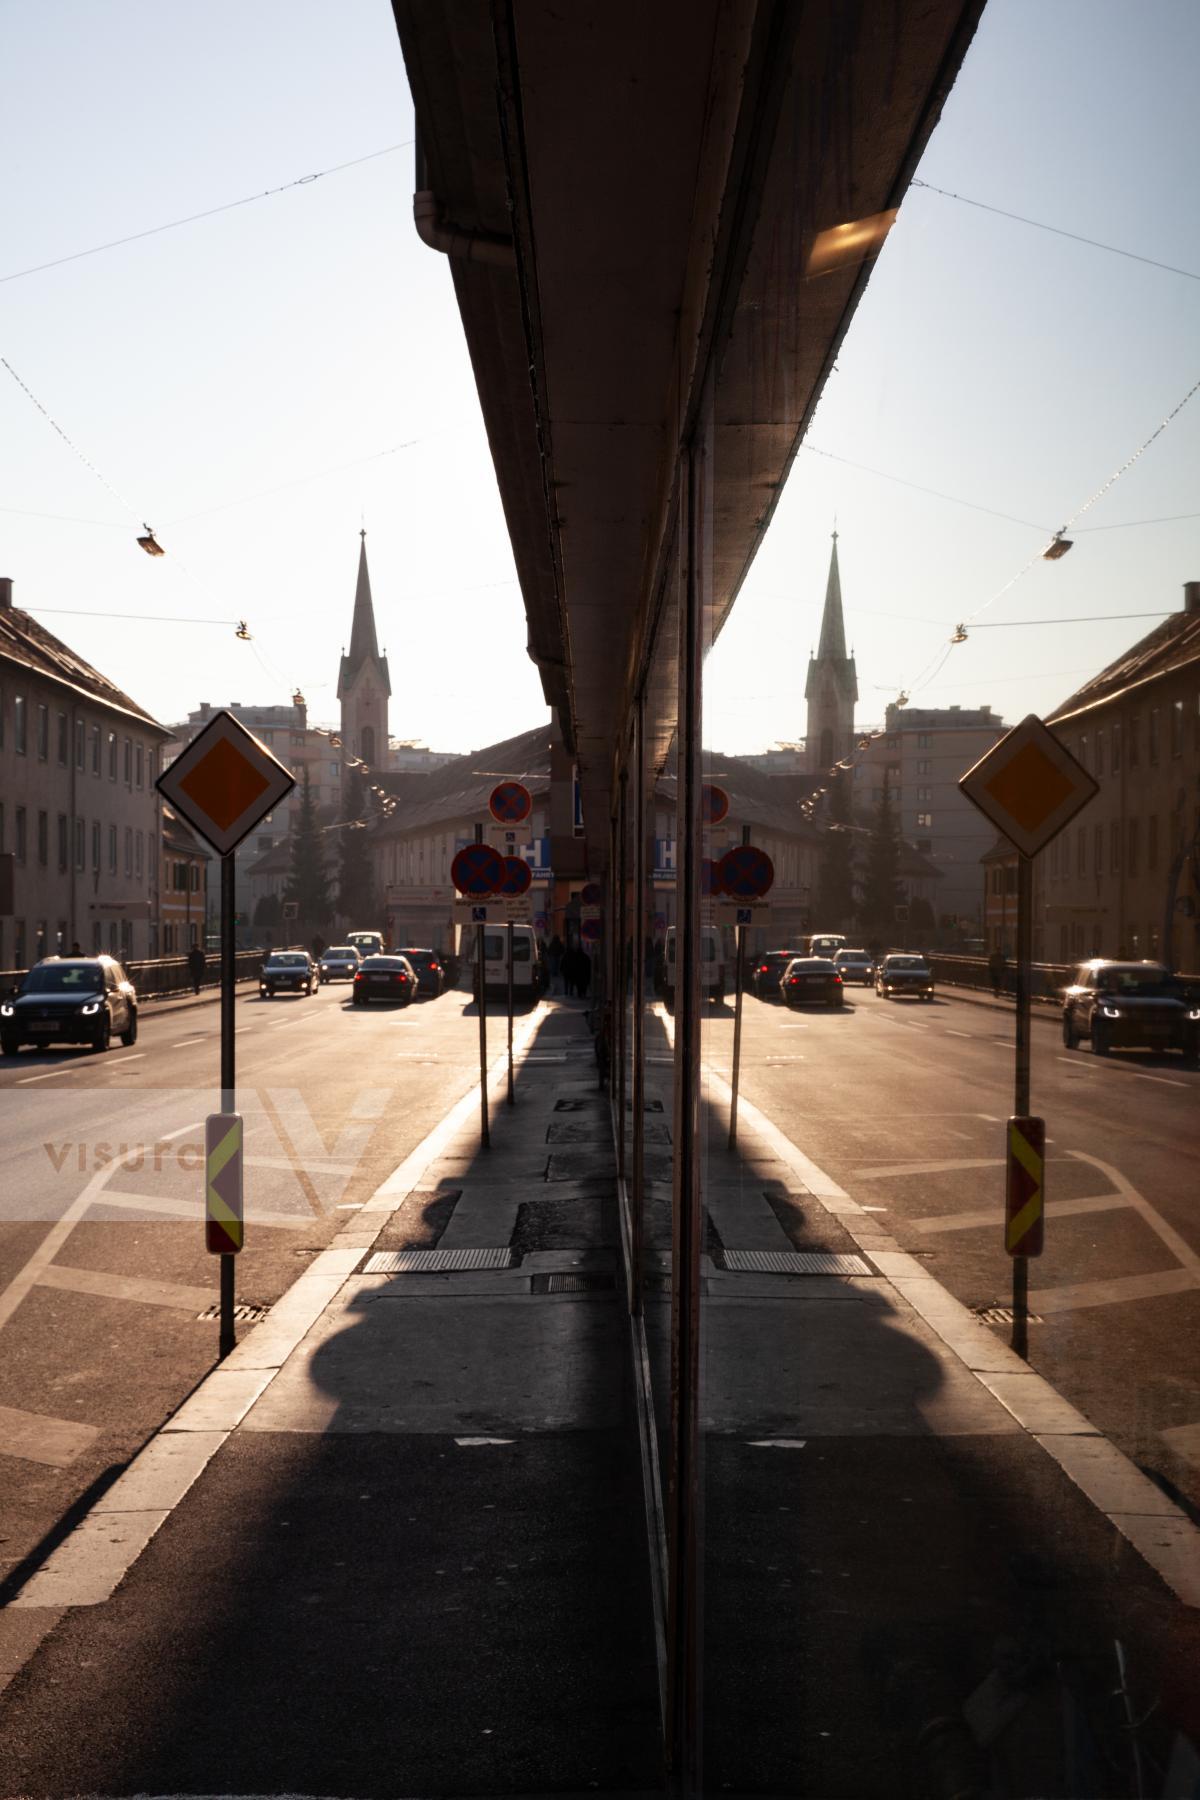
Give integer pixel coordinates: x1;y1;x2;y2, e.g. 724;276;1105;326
1035;582;1200;969
0;578;170;967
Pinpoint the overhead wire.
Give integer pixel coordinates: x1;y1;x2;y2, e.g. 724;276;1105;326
910;179;1200;283
0;140;414;288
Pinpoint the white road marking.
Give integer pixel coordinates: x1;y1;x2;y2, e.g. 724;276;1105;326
1033;1269;1198;1313
172;1037;206;1048
852;1157;1003;1180
455;1436;514;1446
16;1068;82;1085
747;1438;808;1449
35;1264;213;1312
1160;1422;1200;1469
0;1403;99;1469
1056;1056;1095;1069
913;1194;1127;1234
976;1113;1001;1122
1134;1072;1187;1089
946;1029;973;1038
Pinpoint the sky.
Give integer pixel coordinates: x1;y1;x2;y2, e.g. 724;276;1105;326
1;1;1197;756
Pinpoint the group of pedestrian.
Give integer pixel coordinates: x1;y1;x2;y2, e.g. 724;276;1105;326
544;934;591;998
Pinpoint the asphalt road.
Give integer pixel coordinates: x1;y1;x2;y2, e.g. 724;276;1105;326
698;981;1200;1515
0;976;523;1596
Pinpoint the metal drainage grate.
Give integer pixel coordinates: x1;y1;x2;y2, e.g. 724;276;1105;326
531;1271;615;1294
197;1302;269;1323
721;1249;873;1277
976;1305;1044;1326
363;1247;516;1274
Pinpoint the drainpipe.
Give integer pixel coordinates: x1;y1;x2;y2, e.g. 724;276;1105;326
413;139;515;269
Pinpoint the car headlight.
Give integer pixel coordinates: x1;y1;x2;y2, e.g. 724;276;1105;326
1188;1007;1200;1021
0;1002;13;1016
80;1001;102;1015
1101;1004;1122;1018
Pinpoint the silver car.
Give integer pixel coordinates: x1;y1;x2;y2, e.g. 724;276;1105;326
319;946;362;984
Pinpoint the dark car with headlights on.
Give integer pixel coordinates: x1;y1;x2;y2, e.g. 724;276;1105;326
394;947;446;998
875;953;935;1001
751;950;803;1000
1;956;138;1054
834;948;875;986
781;957;844;1009
260;950;315;998
318;945;361;984
352;954;418;1007
1062;960;1200;1059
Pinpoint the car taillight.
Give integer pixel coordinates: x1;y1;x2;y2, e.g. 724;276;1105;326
354;972;364;982
395;973;407;982
833;974;842;983
429;961;440;972
788;977;798;985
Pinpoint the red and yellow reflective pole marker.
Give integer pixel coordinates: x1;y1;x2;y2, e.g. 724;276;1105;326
205;1112;244;1256
1005;1115;1044;1257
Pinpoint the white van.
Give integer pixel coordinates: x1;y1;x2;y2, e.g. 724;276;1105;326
471;923;542;999
663;925;726;1008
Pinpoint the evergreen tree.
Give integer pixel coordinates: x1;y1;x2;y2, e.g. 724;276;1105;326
337;765;377;923
253;892;282;927
860;770;904;930
284;769;332;926
815;770;856;926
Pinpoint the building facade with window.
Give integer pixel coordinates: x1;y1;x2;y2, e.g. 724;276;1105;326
0;577;169;969
853;703;1006;926
1035;581;1200;969
159;804;210;953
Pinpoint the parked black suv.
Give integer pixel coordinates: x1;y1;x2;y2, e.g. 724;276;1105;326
1;956;139;1054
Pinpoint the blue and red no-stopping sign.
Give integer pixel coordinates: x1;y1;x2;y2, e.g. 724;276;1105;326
451;842;504;896
717;844;774;899
498;856;532;897
489;780;532;824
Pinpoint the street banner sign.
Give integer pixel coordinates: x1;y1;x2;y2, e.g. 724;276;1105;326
205;1113;244;1256
1005;1115;1045;1257
960;714;1098;858
497;856;532;897
701;783;729;825
451;842;504;896
157;710;295;857
489;780;533;825
487;825;523;852
502;897;533;923
717;844;775;900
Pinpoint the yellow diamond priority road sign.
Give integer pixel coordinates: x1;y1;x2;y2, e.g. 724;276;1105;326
959;713;1098;859
156;710;296;856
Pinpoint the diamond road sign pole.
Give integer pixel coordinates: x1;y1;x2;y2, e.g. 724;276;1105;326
1012;851;1033;1359
475;825;490;1149
219;851;237;1358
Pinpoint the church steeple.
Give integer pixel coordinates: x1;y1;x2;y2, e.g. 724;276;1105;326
337;531;391;770
805;530;858;772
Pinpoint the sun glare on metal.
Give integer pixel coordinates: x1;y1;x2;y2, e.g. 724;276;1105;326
806;208;898;277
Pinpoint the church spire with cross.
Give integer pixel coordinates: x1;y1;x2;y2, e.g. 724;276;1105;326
804;529;858;772
337;529;391;771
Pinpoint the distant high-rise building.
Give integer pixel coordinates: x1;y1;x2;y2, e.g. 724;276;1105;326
805;532;858;772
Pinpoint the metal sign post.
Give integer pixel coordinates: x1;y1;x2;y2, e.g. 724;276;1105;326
959;715;1098;1362
506;921;515;1106
727;826;749;1150
1012;851;1033;1355
475;825;490;1149
218;853;237;1355
155;709;295;1361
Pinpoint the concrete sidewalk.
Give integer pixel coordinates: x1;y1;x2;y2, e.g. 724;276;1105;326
0;999;661;1797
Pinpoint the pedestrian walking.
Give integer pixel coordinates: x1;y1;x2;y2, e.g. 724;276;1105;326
187;943;206;995
547;934;564;995
988;947;1006;998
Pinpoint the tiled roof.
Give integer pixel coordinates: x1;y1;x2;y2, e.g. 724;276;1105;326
0;602;167;731
1049;605;1200;722
371;724;553;837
